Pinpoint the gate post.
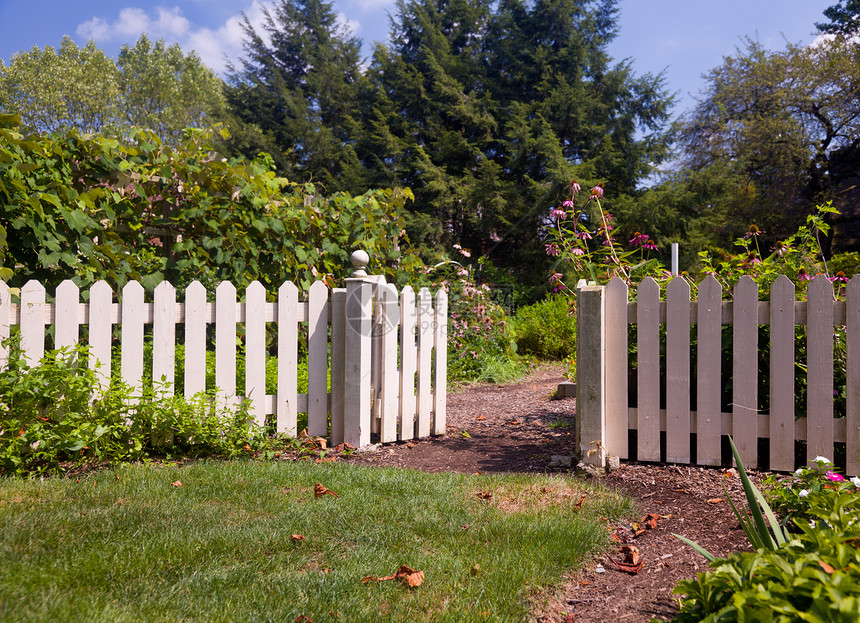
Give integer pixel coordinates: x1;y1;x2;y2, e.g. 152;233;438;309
344;251;374;448
576;284;607;468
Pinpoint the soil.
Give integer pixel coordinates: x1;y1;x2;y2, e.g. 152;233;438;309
347;364;765;623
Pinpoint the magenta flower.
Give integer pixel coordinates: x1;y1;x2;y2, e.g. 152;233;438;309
829;271;848;283
568;180;581;194
549;272;563;284
575;230;593;240
826;471;845;482
572;247;585;256
590;184;604;199
629;232;658;250
545;242;560;257
550;208;567;220
562;199;575;208
798;269;812;282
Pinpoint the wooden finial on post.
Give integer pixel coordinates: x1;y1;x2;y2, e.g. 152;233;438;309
351;250;370;277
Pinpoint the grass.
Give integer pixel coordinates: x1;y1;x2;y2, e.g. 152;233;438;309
0;461;633;622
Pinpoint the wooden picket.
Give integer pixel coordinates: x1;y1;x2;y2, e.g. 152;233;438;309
0;272;448;450
578;274;860;475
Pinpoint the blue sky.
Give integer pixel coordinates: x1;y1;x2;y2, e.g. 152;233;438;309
0;0;833;118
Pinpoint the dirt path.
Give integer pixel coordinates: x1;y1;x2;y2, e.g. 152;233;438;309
349;364;758;622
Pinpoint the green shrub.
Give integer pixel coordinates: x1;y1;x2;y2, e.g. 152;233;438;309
510;294;576;360
671;446;860;622
0;337;262;476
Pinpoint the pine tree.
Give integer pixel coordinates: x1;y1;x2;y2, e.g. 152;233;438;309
225;0;364;189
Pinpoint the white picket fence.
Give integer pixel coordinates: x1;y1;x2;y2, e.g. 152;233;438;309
577;274;860;476
0;269;448;448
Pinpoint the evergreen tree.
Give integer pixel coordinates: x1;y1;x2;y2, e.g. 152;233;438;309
355;0;674;275
816;0;860;36
226;0;364;189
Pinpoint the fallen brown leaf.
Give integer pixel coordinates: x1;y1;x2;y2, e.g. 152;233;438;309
619;544;641;566
170;481;182;488
406;443;415;449
707;498;724;505
314;483;339;498
476;491;493;500
819;561;836;574
294;616;315;623
362;565;424;588
291;534;305;542
476;415;486;421
575;495;587;510
395;565;424;587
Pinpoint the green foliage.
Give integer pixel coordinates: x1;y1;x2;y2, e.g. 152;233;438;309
510;294;576;360
764;456;860;533
225;0;364;187
435;261;526;383
0;116;420;292
0;338;261;476
671;443;860;622
680;36;860;247
0;35;227;139
817;0;860;36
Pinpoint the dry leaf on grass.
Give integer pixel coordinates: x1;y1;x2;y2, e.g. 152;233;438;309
707;498;724;505
476;415;486;421
476;491;493;500
362;565;424;588
170;481;183;488
314;483;339;498
294;616;315;623
291;534;305;542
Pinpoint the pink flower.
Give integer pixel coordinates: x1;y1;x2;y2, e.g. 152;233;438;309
545;243;560;257
562;200;575;208
590;184;604;199
798;269;812;282
568;180;581;194
629;232;657;250
575;230;593;240
826;471;845;482
743;224;765;238
829;271;848;283
550;208;567;220
572;247;585;256
549;272;563;285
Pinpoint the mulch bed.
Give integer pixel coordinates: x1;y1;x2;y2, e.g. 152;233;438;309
346;364;768;622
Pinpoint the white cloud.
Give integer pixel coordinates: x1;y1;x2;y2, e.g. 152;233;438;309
75;2;277;75
337;12;361;36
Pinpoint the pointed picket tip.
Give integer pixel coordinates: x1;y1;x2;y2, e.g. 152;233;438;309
186;280;206;294
638;276;660;296
22;279;46;296
808;272;835;297
154;280;175;295
772;274;795;289
667;275;691;296
216;280;237;296
278;280;299;297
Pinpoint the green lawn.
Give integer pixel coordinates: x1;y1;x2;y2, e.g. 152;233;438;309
0;461;633;622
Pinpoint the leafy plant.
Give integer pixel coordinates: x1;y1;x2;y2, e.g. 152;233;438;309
510;294;576;360
0;336;262;476
674;436;789;561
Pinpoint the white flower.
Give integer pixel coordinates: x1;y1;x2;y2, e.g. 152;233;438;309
851;476;860;488
794;468;806;477
814;455;831;464
799;489;810;498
